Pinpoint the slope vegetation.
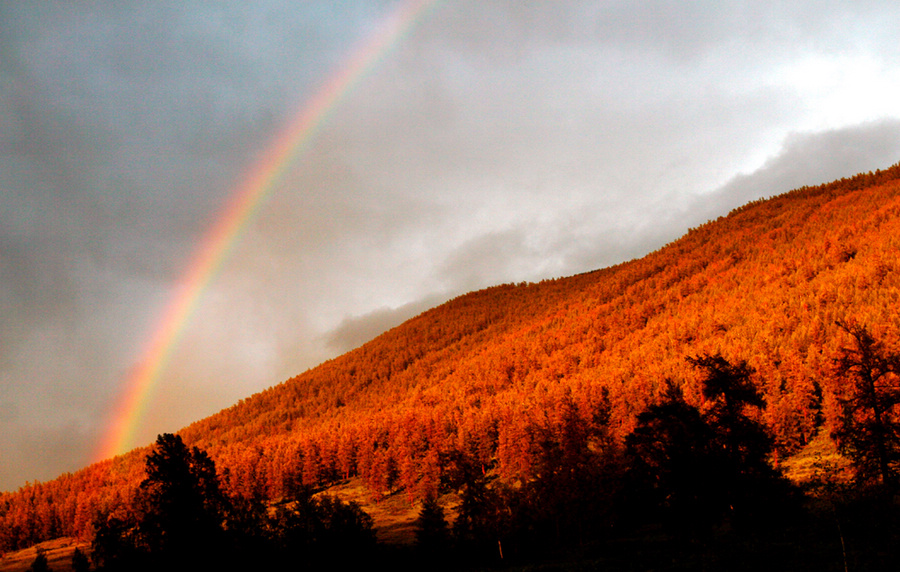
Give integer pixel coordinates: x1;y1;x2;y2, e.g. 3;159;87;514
3;163;900;551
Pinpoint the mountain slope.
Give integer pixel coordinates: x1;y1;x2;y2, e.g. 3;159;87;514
3;163;900;551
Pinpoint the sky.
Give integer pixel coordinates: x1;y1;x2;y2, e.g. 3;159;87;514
2;0;900;491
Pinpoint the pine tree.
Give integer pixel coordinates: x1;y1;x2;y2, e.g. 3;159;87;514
832;322;900;488
415;496;450;555
137;433;227;560
626;357;790;534
626;382;720;532
91;434;230;570
28;547;51;572
71;547;90;572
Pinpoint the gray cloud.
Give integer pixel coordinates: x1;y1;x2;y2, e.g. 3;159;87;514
0;418;95;490
2;0;900;490
438;228;535;292
325;293;447;355
699;119;900;220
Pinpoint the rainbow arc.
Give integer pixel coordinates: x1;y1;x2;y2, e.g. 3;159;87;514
95;0;438;461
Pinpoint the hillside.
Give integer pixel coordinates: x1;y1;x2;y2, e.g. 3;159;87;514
3;163;900;552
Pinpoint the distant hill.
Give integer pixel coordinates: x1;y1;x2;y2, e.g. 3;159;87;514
3;162;900;552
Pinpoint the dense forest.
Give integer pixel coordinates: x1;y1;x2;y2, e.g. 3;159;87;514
3;163;900;568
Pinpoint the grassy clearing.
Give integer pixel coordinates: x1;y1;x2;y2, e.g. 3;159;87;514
0;537;87;572
781;430;854;491
319;477;459;545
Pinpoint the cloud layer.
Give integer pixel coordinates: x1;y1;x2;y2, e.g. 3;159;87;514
2;0;900;490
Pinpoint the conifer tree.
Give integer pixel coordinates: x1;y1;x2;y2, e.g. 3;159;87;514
832;322;900;488
27;547;51;572
626;382;719;532
71;547;90;572
91;433;230;570
626;356;789;533
415;496;450;555
137;433;227;560
689;354;775;484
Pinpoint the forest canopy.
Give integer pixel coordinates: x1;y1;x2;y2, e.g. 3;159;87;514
3;163;900;564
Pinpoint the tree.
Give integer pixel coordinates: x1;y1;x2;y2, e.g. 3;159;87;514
445;451;504;560
91;435;379;570
91;434;229;570
91;512;141;571
268;488;375;568
516;396;621;551
625;382;721;532
415;496;450;556
690;354;788;527
71;547;91;572
136;433;227;561
689;354;776;484
313;494;376;557
27;547;51;572
832;322;900;488
690;354;762;421
626;356;790;534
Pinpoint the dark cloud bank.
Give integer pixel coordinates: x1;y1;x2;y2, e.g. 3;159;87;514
1;1;900;490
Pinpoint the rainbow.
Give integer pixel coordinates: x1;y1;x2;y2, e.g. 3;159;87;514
95;0;438;461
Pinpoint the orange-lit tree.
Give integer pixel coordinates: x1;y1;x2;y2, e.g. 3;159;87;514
832;322;900;488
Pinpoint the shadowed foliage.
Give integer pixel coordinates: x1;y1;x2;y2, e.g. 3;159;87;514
71;547;90;572
626;356;794;535
414;496;451;559
27;548;50;572
3;165;900;569
832;322;900;489
90;434;375;571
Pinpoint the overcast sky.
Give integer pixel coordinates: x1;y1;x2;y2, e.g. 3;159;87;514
2;0;900;491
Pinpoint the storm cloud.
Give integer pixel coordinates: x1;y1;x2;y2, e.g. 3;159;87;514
2;1;899;490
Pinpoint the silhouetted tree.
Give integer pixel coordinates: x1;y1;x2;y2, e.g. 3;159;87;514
627;356;791;534
415;496;450;556
314;494;376;557
71;547;91;572
690;354;762;422
91;434;230;570
514;396;622;553
268;487;374;568
28;547;51;572
832;322;900;489
90;434;380;571
91;513;141;571
691;354;790;527
445;452;504;561
218;493;271;563
626;382;721;533
136;433;228;565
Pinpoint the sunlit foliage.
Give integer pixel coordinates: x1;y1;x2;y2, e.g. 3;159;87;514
3;163;900;552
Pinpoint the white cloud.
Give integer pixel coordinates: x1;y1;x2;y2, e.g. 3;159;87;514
773;53;900;131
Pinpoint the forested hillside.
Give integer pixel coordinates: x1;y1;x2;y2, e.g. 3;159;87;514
3;163;900;552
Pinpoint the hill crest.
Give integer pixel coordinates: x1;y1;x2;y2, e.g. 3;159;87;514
2;162;900;551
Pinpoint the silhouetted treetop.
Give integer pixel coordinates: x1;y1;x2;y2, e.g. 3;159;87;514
690;354;763;415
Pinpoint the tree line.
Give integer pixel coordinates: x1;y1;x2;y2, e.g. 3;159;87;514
28;320;900;571
5;164;900;562
83;433;375;572
415;323;900;569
